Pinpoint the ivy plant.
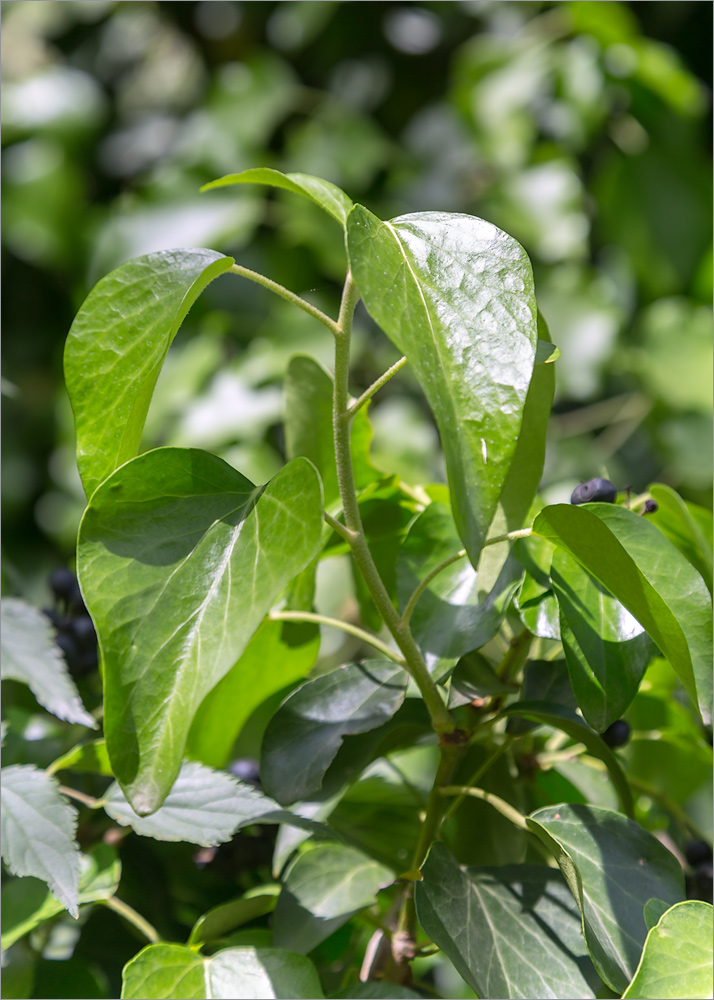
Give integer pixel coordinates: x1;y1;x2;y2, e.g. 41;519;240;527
2;169;712;1000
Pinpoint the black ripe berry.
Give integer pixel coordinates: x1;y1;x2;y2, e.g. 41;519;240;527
571;478;617;505
642;499;659;514
49;567;78;602
686;839;713;867
602;719;631;748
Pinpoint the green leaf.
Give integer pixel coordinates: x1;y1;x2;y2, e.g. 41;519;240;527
415;843;602;999
188;887;280;948
78;449;322;814
261;661;408;805
527;804;685;993
47;739;113;777
533;503;713;724
648;484;713;593
0;598;96;729
0;765;80;918
65;249;234;497
202;167;353;228
622;901;713;1000
643;899;671;931
505;660;576;735
347;207;538;566
551;549;652;731
331;985;422;999
121;944;325;1000
101;760;323;847
1;843;120;948
513;534;561;639
186;618;320;770
448;651;513;709
273;843;394;954
500;700;634;816
396;502;522;676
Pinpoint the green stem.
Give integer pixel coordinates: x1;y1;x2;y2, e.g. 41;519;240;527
58;785;100;809
323;509;358;543
400;549;467;627
268;610;404;664
332;273;454;736
484;527;533;546
229;264;340;338
496;628;533;680
440;785;529;831
345;355;409;419
441;737;514;824
103;896;160;944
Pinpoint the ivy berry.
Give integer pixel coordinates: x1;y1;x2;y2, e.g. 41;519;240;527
571;478;617;505
601;719;631;748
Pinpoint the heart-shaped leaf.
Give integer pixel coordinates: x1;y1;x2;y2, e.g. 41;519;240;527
533;503;713;724
78;448;322;814
622;900;713;999
347;208;538;567
202;167;353;228
65;249;233;497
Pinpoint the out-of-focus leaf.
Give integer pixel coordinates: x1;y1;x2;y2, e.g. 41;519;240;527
188;888;280;948
527;804;685;993
0;765;80;918
648;484;712;593
0;599;96;729
47;739;113;778
65;249;233;497
331;985;422;999
622;901;713;999
534;504;713;724
78;449;322;815
261;661;408;805
415;843;601;999
347;207;537;567
202;167;353;227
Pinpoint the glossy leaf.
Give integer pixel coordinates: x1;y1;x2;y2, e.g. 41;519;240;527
347;207;538;566
527;804;685;993
415;843;601;999
622;901;713;1000
65;249;233;497
1;844;120;949
448;651;513;708
533;503;713;724
121;944;325;1000
397;502;522;676
552;548;652;731
0;765;80;918
273;843;394;954
505;660;576;735
648;484;713;593
261;661;408;805
202;167;353;227
500;700;634;816
78;448;322;814
513;534;561;639
101;760;324;847
188;888;280;948
1;598;96;729
186;618;320;770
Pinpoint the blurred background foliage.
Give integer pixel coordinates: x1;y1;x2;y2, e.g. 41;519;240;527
2;0;711;598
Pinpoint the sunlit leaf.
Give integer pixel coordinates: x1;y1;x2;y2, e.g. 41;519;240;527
622;901;713;999
202;167;353;227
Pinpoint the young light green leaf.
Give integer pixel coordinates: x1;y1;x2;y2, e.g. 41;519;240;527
186;618;320;770
415;843;602;999
101;760;324;847
188;888;280;948
78;449;323;815
1;843;120;949
622;900;713;1000
261;661;408;805
202;167;353;228
533;503;713;724
0;765;80;918
65;248;234;497
527;804;685;994
47;739;113;777
648;484;713;593
1;598;96;729
273;843;394;954
552;548;652;731
122;943;325;1000
347;207;538;567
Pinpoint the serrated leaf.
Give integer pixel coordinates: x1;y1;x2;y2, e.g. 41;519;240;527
622;900;713;999
261;661;408;806
78;449;322;815
202;167;353;228
121;944;325;1000
65;249;233;497
1;598;96;729
1;843;120;948
101;760;324;847
552;549;652;731
347;207;538;567
415;843;602;999
527;804;685;993
0;765;80;918
188;888;280;948
533;504;713;723
273;843;394;954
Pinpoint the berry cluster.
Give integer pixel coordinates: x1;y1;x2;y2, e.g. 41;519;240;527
44;567;98;677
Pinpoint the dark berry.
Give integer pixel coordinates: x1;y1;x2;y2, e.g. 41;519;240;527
71;615;97;650
686;840;713;867
571;478;617;505
601;719;631;748
228;758;261;786
56;631;78;664
642;499;658;514
49;567;77;602
687;862;713;903
42;607;62;628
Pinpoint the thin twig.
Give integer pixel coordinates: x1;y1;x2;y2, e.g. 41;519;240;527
229;264;340;337
400;549;467;627
345;356;409;419
268;610;404;664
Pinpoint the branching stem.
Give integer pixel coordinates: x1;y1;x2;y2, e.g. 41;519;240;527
229;264;340;337
345;355;409;419
440;784;529;831
268;610;403;664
